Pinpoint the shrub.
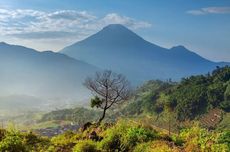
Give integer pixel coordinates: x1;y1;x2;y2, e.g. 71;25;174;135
50;131;76;151
148;140;181;152
0;129;6;141
123;126;157;149
179;125;213;151
22;131;50;151
99;120;158;151
0;132;27;152
217;130;230;150
99;128;124;151
73;140;99;152
220;100;230;112
99;120;132;151
171;135;184;146
133;142;151;152
179;124;230;151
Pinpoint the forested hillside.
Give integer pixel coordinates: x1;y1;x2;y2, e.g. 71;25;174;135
40;107;101;125
38;66;230;131
123;66;230;118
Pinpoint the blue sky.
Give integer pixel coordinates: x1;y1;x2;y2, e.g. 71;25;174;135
0;0;230;62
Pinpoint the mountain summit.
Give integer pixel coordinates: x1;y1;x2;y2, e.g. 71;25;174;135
61;24;229;84
93;24;146;44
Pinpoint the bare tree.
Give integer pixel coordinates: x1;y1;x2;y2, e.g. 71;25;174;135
84;70;131;124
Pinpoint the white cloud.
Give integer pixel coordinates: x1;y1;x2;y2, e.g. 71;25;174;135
202;7;230;14
46;10;96;21
0;8;151;41
100;13;151;29
187;7;230;15
187;10;206;15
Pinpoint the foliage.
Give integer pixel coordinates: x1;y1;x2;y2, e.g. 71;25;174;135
99;121;127;151
220;100;230;112
0;129;6;141
133;142;151;152
217;130;230;150
207;82;225;107
91;96;104;108
99;120;158;151
121;80;174;116
0;118;229;151
1;67;229;151
84;70;131;124
179;124;228;151
212;66;230;82
122;67;230;122
225;82;230;101
123;126;157;148
169;66;230;121
0;128;50;152
171;135;184;146
50;130;76;150
0;131;26;152
147;140;182;152
37;66;230;134
40;107;101;125
222;82;230;111
217;112;230;130
176;85;207;120
73;140;99;152
22;131;50;151
136;80;175;94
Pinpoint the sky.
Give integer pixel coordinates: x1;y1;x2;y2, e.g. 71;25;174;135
0;0;230;62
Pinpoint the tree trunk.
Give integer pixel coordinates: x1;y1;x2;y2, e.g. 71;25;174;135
168;115;171;136
97;83;108;125
97;108;107;125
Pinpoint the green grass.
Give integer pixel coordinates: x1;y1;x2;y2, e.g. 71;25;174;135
216;112;230;131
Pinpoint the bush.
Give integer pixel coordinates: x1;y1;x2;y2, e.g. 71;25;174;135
220;100;230;112
50;131;76;151
123;127;157;148
0;132;26;152
99;120;158;151
217;130;230;150
99;127;124;151
0;129;6;141
171;135;184;146
148;140;181;152
179;124;230;151
133;142;151;152
73;140;99;152
23;131;50;151
179;125;212;150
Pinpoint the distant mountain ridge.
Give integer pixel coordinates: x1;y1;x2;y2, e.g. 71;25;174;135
0;42;98;102
61;24;230;84
0;24;229;109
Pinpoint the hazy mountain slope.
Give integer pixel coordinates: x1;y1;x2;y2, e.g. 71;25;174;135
61;24;229;84
0;42;98;101
0;95;48;113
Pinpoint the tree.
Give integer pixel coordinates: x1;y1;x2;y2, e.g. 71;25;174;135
207;82;225;107
84;70;131;124
164;100;176;136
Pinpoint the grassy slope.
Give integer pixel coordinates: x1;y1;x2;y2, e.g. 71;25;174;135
217;112;230;131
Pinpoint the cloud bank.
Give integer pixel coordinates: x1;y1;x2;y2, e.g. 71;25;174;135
187;7;230;15
0;8;151;40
